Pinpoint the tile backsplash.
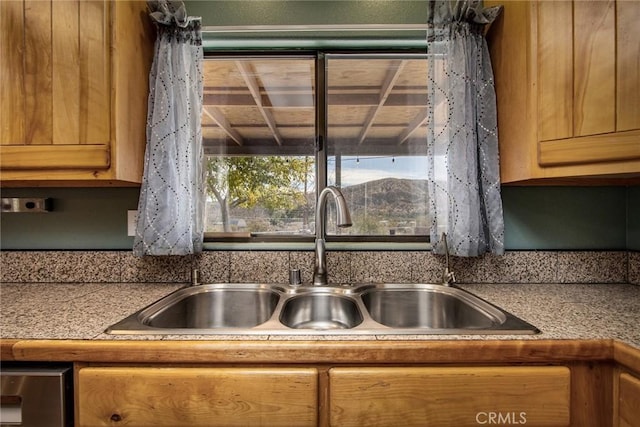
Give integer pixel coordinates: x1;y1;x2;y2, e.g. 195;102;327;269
1;250;638;285
630;252;640;285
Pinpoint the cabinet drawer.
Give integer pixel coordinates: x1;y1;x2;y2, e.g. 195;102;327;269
329;366;570;427
77;367;318;427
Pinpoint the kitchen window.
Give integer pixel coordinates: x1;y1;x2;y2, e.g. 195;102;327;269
202;52;429;245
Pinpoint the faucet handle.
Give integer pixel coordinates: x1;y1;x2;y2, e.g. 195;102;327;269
440;233;456;286
442;268;456;286
289;269;302;286
191;268;200;287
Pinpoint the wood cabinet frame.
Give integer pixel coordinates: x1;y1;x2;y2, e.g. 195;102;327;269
70;361;619;427
2;339;638;427
0;1;153;187
485;0;640;184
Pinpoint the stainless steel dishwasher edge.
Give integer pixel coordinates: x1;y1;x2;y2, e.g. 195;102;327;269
1;364;73;427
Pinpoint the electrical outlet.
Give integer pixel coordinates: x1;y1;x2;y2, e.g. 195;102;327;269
127;210;137;237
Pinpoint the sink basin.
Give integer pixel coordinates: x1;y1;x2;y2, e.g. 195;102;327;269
142;286;280;329
360;284;504;329
107;284;281;333
106;283;538;335
280;293;363;330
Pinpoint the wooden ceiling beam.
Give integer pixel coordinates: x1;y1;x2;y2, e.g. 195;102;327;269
398;107;429;145
202;106;244;146
203;138;429;156
235;61;283;146
356;60;407;146
203;93;428;107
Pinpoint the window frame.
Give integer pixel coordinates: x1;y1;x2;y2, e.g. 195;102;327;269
202;49;431;248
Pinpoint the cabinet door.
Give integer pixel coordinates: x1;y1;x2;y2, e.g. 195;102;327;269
572;0;616;137
536;0;640;169
329;366;570;427
77;367;318;427
0;0;110;170
537;0;573;142
616;0;640;132
537;0;616;141
619;372;640;427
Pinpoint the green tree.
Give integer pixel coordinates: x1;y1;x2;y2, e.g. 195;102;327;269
206;156;314;232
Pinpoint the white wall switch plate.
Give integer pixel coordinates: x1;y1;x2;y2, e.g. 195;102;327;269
127;210;138;236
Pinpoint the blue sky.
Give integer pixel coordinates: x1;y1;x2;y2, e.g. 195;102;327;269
328;155;428;187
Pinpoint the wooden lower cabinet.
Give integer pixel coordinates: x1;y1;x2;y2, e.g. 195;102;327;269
76;367;318;427
328;366;571;427
617;372;640;427
76;365;580;427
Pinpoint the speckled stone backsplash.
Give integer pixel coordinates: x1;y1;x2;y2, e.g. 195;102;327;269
1;250;638;285
630;252;640;285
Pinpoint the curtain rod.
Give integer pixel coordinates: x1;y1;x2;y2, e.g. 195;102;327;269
201;24;426;33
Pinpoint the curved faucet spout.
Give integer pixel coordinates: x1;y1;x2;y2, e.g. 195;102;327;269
313;186;352;286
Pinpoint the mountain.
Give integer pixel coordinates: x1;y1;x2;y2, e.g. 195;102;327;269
207;177;429;233
340;177;428;218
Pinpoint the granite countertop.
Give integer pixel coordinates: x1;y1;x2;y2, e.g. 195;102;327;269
0;282;639;348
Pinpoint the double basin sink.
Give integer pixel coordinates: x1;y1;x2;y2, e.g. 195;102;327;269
106;283;539;335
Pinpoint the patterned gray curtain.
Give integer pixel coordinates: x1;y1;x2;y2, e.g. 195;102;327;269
426;0;504;257
133;0;204;256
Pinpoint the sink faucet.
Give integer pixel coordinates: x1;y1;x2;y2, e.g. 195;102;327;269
313;186;352;286
441;232;456;286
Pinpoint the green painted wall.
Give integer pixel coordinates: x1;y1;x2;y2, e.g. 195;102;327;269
185;1;427;27
628;186;640;251
0;188;139;250
0;186;636;251
186;0;429;50
1;2;637;252
502;187;628;250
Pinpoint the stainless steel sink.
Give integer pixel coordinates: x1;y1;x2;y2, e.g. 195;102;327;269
360;284;503;329
108;284;283;334
106;283;539;335
141;284;281;329
280;293;363;330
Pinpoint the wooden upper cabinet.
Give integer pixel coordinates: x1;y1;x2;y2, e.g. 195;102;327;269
537;0;574;142
617;1;640;133
538;0;617;140
486;0;640;183
0;0;153;186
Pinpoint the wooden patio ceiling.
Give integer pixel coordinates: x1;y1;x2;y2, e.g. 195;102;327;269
202;57;430;156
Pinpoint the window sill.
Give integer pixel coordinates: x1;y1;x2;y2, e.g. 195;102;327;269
203;241;431;251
